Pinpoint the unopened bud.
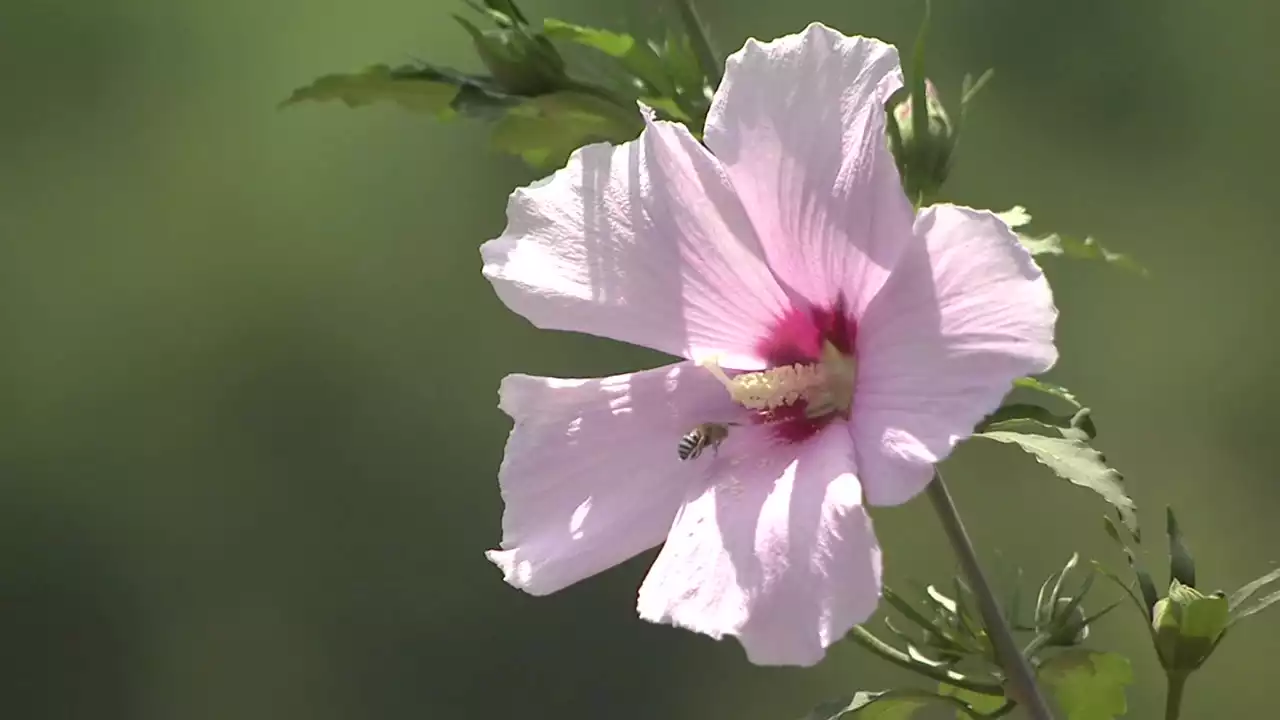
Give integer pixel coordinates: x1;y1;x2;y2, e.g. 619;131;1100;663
1039;597;1090;647
886;79;956;203
1152;581;1229;672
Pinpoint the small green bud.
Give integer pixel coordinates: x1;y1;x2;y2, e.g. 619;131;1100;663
1039;597;1090;647
454;16;568;96
1152;580;1230;672
885;78;956;203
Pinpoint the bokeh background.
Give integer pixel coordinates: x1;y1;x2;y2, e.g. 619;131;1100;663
2;0;1278;717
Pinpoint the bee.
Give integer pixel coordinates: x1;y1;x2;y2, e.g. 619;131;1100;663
678;422;735;461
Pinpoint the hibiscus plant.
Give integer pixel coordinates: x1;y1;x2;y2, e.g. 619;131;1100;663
284;1;1280;719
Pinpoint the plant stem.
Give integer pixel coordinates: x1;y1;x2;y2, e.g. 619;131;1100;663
926;469;1057;720
671;0;722;87
1165;672;1188;720
846;626;1006;697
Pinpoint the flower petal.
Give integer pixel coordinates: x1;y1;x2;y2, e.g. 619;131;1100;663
487;361;742;595
703;23;915;314
481;121;791;370
636;423;882;666
851;204;1059;506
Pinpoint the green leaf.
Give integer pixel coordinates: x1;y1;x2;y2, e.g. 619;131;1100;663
1233;588;1280;622
481;0;528;25
976;414;1135;533
657;28;704;93
1228;567;1280;612
1166;507;1197;588
995;205;1032;230
281;64;460;114
1038;650;1133;720
489;91;641;169
639;96;692;122
937;684;1010;718
542;19;675;96
671;0;721;87
1016;231;1147;276
1013;377;1082;409
959;68;995;111
806;689;988;720
977;403;1094;440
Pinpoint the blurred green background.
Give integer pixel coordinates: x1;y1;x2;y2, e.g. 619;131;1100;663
2;0;1277;717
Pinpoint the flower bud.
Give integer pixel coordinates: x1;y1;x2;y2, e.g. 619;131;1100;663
1152;580;1229;672
1039;597;1090;647
455;17;568;96
885;79;956;203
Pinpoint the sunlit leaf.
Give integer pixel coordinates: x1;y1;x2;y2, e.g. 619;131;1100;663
542;19;675;96
1228;567;1280;612
1013;377;1081;409
1038;650;1133;720
977;414;1135;533
1017;231;1147;275
995;205;1032;229
1166;507;1197;588
281;64;461;114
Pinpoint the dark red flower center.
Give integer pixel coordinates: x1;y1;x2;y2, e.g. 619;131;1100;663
748;295;858;444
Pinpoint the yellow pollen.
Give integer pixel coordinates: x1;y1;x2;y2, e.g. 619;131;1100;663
700;340;857;419
700;357;829;411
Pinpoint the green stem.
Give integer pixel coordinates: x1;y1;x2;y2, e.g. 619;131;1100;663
926;470;1057;720
846;626;1006;697
1165;672;1188;720
671;0;722;87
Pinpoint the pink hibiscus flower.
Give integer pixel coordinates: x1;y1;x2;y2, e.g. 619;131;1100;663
479;23;1058;666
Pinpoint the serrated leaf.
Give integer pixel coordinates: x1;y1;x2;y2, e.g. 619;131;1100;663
1233;588;1280;623
1166;507;1196;588
1228;567;1280;612
806;689;984;720
542;19;675;97
937;684;1009;718
489;91;641;169
1038;650;1132;720
281;64;460;114
1017;232;1147;275
977;427;1136;535
996;205;1032;229
981;425;1133;530
1013;377;1082;409
977;403;1095;440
